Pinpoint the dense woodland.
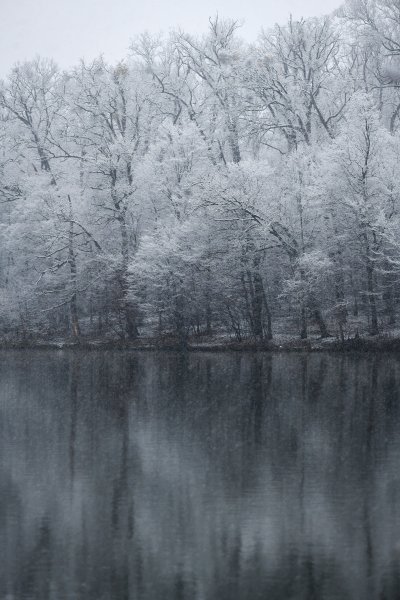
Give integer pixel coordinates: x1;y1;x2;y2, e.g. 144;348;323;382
2;0;400;343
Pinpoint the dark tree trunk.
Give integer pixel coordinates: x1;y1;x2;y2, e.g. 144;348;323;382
173;282;188;349
384;266;396;326
119;214;138;340
68;199;80;339
251;270;265;341
350;273;359;317
366;261;378;336
261;278;273;341
70;293;81;339
241;272;254;335
300;307;308;340
205;301;212;336
314;308;330;339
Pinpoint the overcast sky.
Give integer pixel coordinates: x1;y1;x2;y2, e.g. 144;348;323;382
0;0;343;77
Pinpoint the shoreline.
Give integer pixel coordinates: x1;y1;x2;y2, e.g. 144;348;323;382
1;334;400;353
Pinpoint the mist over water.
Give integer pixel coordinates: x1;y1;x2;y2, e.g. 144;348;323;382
0;351;400;599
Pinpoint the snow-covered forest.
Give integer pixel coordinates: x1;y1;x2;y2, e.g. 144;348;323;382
2;0;400;343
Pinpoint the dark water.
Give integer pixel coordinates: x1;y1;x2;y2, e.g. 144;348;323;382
1;351;400;599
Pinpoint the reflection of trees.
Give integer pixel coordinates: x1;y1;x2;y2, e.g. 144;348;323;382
0;352;399;598
18;517;52;600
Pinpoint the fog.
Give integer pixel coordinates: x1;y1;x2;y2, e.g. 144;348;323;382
0;0;342;76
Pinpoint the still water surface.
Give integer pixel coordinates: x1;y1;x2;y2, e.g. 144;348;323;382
1;351;400;599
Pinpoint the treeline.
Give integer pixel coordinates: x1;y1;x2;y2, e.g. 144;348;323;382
2;0;400;343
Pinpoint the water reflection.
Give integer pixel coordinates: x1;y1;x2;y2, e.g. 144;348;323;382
0;351;400;599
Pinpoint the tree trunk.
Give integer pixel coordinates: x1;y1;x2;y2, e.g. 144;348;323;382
299;267;307;339
384;266;396;326
205;269;212;335
251;271;264;341
241;271;254;336
226;116;241;164
367;260;379;336
205;301;212;336
174;288;187;349
68;198;80;339
262;288;273;341
350;273;359;317
314;308;330;339
119;213;138;339
300;307;308;340
70;293;80;339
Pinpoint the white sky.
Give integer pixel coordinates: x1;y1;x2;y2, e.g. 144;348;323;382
0;0;343;76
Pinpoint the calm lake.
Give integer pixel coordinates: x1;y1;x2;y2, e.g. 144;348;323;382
1;351;400;599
